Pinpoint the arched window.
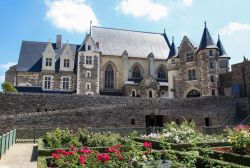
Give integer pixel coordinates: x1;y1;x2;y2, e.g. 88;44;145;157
105;64;114;89
132;66;141;79
158;67;166;79
132;90;136;97
186;90;200;98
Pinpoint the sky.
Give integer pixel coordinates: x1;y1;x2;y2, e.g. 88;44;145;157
0;0;250;87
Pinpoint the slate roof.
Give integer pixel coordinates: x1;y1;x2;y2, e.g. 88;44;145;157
198;23;217;51
217;35;227;57
16;41;80;72
168;37;178;58
91;26;170;59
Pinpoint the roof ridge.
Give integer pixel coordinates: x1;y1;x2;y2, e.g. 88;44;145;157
22;40;78;46
92;26;163;35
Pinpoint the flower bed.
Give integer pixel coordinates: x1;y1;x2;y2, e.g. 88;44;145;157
141;121;227;144
226;125;250;155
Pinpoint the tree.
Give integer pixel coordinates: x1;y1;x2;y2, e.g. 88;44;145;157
1;82;17;93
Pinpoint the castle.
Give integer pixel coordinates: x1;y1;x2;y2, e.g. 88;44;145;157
5;23;230;98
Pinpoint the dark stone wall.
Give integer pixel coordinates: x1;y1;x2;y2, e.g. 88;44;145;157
0;93;239;132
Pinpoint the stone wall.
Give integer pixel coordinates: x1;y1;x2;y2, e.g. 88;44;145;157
232;61;250;97
0;93;239;132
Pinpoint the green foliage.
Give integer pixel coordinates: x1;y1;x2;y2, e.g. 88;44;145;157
227;126;250;155
1;82;17;92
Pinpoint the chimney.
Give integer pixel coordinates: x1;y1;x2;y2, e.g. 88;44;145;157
56;35;62;48
96;42;99;49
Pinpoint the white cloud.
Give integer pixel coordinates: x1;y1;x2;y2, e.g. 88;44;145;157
0;62;17;70
116;0;168;21
0;75;4;85
180;0;193;7
45;0;99;33
219;22;250;36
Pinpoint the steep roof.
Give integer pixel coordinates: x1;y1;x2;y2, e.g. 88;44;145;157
91;26;170;59
16;41;80;72
168;37;178;58
217;35;227;57
198;22;217;50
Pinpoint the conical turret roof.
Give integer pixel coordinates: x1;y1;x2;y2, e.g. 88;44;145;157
198;22;217;50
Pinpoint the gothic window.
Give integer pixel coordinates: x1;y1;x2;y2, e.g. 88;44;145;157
44;76;52;90
158;67;166;79
64;59;70;68
186;52;194;62
132;65;141;79
88;45;91;50
86;56;92;65
46;58;52;67
86;71;91;78
188;69;197;80
105;64;114;89
62;77;70;90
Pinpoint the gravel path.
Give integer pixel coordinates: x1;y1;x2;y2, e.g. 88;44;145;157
0;143;37;168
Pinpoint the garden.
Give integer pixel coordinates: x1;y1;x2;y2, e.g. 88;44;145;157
37;121;250;168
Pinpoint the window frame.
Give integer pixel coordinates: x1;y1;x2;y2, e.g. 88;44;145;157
44;76;52;90
132;65;141;79
62;77;70;90
86;56;93;65
63;59;70;68
186;52;194;62
45;58;52;67
188;69;197;81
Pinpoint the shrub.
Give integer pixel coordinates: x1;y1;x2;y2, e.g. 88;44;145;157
1;82;17;93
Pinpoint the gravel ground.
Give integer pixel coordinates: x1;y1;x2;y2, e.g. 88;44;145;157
0;143;37;168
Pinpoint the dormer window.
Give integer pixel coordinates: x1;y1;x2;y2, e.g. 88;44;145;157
88;45;91;50
64;59;70;68
86;56;92;65
46;58;52;67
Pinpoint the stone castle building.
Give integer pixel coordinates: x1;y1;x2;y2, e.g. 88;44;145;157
5;23;230;98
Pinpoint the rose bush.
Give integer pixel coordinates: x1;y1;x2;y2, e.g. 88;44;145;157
227;125;250;155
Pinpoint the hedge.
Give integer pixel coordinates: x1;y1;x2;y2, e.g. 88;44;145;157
134;137;230;151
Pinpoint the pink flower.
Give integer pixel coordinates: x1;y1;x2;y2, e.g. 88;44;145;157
143;141;152;148
79;146;92;154
97;153;110;163
79;156;86;165
52;153;61;160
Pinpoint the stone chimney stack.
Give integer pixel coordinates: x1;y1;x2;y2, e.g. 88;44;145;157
56;35;62;48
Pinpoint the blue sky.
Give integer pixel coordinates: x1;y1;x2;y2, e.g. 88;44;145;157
0;0;250;86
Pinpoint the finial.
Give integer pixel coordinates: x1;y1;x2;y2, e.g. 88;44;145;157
172;36;174;43
66;40;69;44
218;34;220;40
49;38;51;43
90;20;92;35
204;21;207;28
164;28;166;34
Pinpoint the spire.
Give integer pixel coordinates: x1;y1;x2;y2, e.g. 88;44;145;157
216;34;227;56
198;22;217;50
168;36;177;58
